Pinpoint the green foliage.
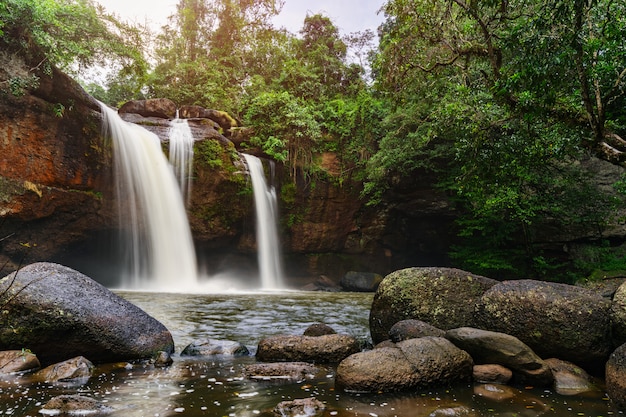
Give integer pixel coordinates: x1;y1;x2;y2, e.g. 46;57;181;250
244;91;321;179
367;0;626;279
196;139;225;169
0;0;146;73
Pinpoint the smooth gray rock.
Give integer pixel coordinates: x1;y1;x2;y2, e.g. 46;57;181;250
445;327;553;387
0;262;174;365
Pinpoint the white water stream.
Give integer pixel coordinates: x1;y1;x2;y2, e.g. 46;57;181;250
243;154;284;289
100;103;198;291
168;116;194;205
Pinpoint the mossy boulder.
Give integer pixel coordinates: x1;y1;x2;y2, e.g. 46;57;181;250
475;279;612;372
369;267;498;344
0;262;174;365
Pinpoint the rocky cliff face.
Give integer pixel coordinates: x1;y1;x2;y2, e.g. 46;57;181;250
3;57;624;287
0;52;113;274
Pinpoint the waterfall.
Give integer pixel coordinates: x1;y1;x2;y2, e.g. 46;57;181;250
168;115;194;205
99;103;198;291
243;154;284;289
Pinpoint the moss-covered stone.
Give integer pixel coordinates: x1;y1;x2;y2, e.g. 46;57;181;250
369;267;497;344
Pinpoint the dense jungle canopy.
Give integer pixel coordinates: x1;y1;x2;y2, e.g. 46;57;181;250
1;0;626;281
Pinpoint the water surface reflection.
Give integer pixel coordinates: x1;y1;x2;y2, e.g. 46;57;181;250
0;291;621;416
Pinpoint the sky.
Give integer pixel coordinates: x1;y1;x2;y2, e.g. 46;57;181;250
95;0;386;36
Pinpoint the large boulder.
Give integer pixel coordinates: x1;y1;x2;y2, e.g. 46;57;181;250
340;271;383;292
256;334;360;363
0;262;174;365
445;327;553;387
607;343;626;411
369;267;498;344
610;280;626;347
179;105;238;132
475;279;612;372
335;336;473;393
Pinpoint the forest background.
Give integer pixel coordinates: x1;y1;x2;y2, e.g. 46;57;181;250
1;0;626;283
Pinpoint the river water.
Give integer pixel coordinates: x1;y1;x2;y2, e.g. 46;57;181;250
0;291;620;416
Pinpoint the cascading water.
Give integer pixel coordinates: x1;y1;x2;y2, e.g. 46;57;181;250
99;103;198;291
243;154;284;289
168;114;194;205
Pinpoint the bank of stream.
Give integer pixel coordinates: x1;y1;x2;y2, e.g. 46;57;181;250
0;291;620;416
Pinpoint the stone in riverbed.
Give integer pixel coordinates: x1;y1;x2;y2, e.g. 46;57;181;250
388;319;445;342
475;279;612;372
0;350;40;374
273;397;325;417
40;395;112;416
303;322;336;336
445;327;553;387
243;362;321;382
181;339;250;357
33;356;94;384
605;342;626;411
0;262;174;365
256;334;359;363
369;267;498;344
545;358;598;395
335;336;473;393
472;364;513;384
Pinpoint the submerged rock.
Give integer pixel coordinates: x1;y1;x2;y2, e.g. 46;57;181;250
545;358;598;395
256;334;359;363
0;262;174;365
303;323;336;336
243;362;321;382
273;397;326;417
40;395;112;416
605;343;626;410
181;339;250;357
340;271;383;292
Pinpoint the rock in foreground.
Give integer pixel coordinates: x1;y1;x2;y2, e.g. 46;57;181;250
369;267;497;344
335;337;473;392
475;279;612;371
0;262;174;365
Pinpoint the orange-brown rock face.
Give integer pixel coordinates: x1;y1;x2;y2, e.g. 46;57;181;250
0;53;112;271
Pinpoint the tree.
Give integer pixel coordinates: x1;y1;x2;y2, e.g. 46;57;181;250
0;0;147;80
367;0;626;279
